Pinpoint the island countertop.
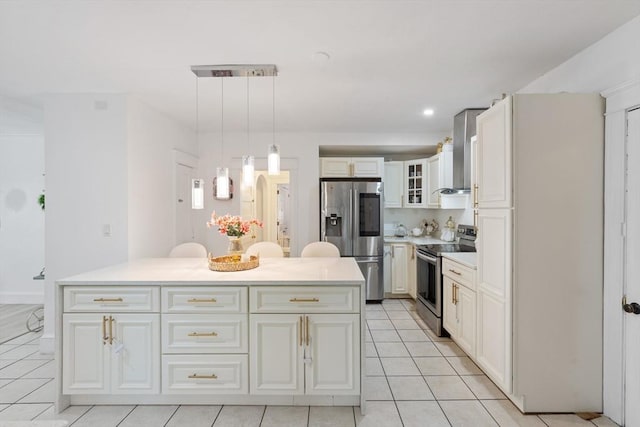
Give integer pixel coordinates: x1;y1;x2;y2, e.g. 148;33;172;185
56;257;365;286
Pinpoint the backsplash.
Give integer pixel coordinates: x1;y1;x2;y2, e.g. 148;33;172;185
384;208;473;236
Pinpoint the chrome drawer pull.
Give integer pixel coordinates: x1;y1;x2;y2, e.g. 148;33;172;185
188;298;217;303
188;373;218;379
188;332;218;337
93;297;123;302
448;269;462;276
289;298;319;303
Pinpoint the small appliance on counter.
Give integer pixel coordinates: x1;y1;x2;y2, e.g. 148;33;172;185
440;216;456;242
395;223;408;237
415;224;476;336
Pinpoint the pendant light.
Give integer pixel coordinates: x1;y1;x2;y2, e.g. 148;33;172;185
215;77;232;200
191;76;204;209
242;74;255;187
268;74;281;175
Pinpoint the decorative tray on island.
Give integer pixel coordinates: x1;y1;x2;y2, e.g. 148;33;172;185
208;253;259;272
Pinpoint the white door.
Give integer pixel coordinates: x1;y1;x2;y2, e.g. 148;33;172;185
62;314;109;394
175;163;194;244
383;162;404;208
250;314;304;394
442;277;458;337
391;244;408;294
624;107;640;427
477;97;512;209
456;284;476;358
305;314;360;395
111;314;160;394
427;155;441;208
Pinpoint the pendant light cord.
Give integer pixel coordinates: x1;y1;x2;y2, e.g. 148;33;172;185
247;74;250;152
221;77;224;160
272;74;275;145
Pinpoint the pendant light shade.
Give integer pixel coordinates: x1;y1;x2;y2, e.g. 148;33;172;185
268;144;280;175
242;155;255;186
191;179;204;209
216;167;231;200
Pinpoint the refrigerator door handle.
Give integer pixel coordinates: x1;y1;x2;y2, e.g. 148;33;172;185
349;187;355;242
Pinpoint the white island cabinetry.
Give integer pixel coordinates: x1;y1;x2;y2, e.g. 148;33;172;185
56;258;365;412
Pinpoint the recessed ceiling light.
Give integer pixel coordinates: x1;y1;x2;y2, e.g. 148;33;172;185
423;109;435;116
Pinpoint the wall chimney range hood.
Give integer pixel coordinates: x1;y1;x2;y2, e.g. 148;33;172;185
441;108;487;194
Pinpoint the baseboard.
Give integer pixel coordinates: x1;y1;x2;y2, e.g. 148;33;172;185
0;292;44;304
39;333;55;355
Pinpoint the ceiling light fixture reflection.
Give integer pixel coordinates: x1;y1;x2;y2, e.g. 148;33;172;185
423;109;435;116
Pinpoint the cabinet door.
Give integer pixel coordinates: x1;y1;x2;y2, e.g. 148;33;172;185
305;314;360;395
476;288;510;394
442;277;458;337
391;244;408;294
384;162;404;208
320;158;351;177
352;157;383;177
456;284;476;358
477;97;512;208
62;314;109;394
407;245;417;300
427;155;441;208
250;314;304;395
110;314;160;394
404;160;426;208
477;209;511;300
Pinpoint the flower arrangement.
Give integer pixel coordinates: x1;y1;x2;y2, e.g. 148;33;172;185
207;212;263;238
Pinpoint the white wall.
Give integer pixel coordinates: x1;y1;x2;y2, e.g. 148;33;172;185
194;131;448;256
0;98;45;303
126;97;197;259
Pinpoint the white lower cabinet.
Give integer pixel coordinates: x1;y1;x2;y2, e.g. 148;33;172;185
250;313;360;396
476;288;510;393
63;313;160;395
456;284;476;357
162;354;248;394
390;244;408;294
442;259;476;359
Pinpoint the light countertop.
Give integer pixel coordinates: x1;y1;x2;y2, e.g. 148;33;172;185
442;253;477;269
57;257;365;286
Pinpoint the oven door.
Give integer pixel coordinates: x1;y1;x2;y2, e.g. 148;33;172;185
416;251;441;316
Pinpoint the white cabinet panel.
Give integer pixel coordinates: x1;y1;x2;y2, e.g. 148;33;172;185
63;314;109;394
320;158;351;177
351;157;383;177
162;314;248;354
477;209;511;299
456;284;476;358
320;157;383;178
390;244;408;294
111;314;160;394
64;287;159;313
250;314;304;395
476;288;510;394
306;314;359;395
162;287;247;313
250;286;359;313
442;277;458;337
477;97;512;209
162;355;248;394
384;161;404;208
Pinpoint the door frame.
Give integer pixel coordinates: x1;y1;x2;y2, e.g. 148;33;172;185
172;150;199;246
602;78;640;425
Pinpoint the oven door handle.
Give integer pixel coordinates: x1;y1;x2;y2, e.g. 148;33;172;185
416;252;438;263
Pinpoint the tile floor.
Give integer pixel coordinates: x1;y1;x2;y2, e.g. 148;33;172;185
0;299;620;426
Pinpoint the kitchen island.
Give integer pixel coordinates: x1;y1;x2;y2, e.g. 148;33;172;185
55;257;365;412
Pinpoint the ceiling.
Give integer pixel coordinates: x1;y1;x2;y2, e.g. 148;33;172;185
1;0;639;133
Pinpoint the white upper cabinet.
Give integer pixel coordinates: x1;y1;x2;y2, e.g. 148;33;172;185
404;159;427;208
426;152;453;209
320;157;384;178
476;97;512;209
383;161;404;208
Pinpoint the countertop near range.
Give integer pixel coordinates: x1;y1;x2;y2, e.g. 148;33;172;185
383;236;447;245
442;253;477;269
56;257;365;286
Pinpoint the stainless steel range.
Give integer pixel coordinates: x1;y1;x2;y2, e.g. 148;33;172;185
415;224;476;336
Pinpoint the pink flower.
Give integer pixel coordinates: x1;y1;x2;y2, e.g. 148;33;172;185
207;212;263;237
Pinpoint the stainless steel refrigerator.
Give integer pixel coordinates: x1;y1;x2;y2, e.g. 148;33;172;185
320;178;384;301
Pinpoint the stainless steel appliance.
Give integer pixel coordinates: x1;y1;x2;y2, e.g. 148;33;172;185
415;224;476;335
320;178;384;302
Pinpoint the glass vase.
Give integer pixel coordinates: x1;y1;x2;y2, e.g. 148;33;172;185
227;236;243;256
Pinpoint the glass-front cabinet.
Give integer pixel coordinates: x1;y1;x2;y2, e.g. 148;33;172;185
404;159;427;208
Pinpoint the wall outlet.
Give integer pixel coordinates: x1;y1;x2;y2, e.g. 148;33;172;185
102;224;111;237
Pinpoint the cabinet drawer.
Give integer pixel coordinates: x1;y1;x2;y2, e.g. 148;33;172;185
63;287;159;312
162;314;248;354
250;286;360;313
442;259;475;289
162;354;248;394
162;287;247;313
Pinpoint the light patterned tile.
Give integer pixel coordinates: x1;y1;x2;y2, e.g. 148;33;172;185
0;378;49;403
365;304;385;312
414;357;457;376
308;406;354;427
118;405;179;427
0;403;51;420
390;319;421;330
366;311;389;320
355;401;402;427
591;416;620;427
260;406;309;427
367;320;395;330
34;405;92;424
165;405;221;427
17;378;55;403
538;414;598;426
0;379;11;388
398;330;430;342
0;359;49;379
22;360;55;379
423;328;453;342
461;375;506;400
404;341;440;357
71;405;135;427
0;345;39;360
365;342;378;357
365;329;373;342
370;330;401;343
425;375;475;400
446;356;483;375
213;405;265;426
396;401;449;427
375;342;409;358
387;376;434;401
386;311;413;320
0;345;18;355
434;341;467;356
364;377;393;401
440;400;498;426
481;400;547;427
380;358;420;376
3;333;42;346
366;358;384;376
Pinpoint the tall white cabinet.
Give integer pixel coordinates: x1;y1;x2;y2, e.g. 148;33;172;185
475;94;604;413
